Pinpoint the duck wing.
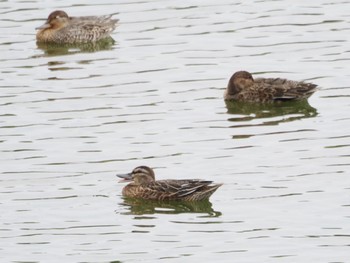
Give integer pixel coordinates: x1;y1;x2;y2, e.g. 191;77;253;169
70;15;119;24
255;78;318;101
60;16;118;43
142;180;216;200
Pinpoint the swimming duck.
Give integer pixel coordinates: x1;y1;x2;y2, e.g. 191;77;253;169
36;10;118;44
117;166;222;201
224;71;318;103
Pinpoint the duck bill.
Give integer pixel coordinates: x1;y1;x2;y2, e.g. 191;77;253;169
117;172;133;182
36;22;51;30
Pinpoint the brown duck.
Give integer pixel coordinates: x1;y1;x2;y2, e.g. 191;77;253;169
224;71;318;103
36;10;118;44
117;166;222;202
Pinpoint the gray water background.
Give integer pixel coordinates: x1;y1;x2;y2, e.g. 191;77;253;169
1;0;350;262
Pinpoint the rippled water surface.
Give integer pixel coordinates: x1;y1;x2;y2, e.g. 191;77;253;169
1;0;350;262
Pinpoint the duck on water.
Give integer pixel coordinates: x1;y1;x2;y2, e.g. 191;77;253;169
224;71;318;103
117;166;222;202
36;10;118;44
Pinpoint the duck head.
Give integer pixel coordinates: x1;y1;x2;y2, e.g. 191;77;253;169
227;71;254;95
36;10;69;30
117;166;155;185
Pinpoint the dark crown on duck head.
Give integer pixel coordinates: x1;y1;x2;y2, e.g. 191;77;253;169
47;10;69;21
231;71;254;81
132;166;155;180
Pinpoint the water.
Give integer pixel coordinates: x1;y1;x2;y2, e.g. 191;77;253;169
1;0;350;262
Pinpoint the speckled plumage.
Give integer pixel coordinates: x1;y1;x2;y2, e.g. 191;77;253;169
117;166;222;202
36;10;118;44
224;71;318;103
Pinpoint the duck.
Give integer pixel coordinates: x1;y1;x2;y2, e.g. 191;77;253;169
36;10;118;44
224;71;318;103
117;166;222;201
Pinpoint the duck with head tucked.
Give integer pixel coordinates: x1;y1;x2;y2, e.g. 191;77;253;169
224;71;318;103
36;10;118;44
117;166;222;202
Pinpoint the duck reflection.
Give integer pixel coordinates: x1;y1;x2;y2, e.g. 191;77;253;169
119;197;222;217
36;37;115;56
225;100;317;124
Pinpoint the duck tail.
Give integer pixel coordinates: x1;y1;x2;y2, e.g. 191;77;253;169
188;183;222;201
301;83;318;99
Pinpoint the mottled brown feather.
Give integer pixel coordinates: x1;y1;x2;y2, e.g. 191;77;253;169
118;166;222;202
225;71;318;103
36;10;118;44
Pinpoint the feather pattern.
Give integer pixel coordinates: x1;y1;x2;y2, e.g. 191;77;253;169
225;71;318;103
36;10;118;44
117;166;222;202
